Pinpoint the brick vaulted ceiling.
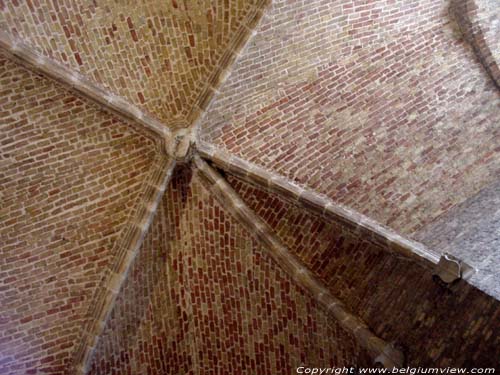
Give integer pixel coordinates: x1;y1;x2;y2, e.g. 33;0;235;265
1;1;500;375
0;0;265;127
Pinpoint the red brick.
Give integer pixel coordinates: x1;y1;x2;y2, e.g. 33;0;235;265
201;0;500;237
0;55;158;374
88;168;371;374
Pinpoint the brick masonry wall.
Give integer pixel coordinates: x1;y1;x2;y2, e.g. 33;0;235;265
0;55;158;375
225;173;500;367
201;0;500;237
88;167;371;374
0;0;261;126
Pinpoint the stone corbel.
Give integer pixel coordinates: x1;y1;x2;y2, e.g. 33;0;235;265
433;253;476;285
374;343;406;369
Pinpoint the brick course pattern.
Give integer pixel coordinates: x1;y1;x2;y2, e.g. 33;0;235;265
88;168;370;374
194;155;404;367
70;155;175;375
225;174;500;367
201;0;500;237
0;0;264;127
451;0;500;87
88;172;195;375
0;55;158;375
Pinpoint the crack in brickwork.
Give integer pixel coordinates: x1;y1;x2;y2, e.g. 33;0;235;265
225;173;500;367
87;167;372;374
0;55;159;375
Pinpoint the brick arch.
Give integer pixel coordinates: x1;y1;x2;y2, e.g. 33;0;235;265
451;0;500;88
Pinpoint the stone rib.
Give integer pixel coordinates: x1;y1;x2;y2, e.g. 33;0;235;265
450;0;500;89
190;0;272;135
197;142;440;266
0;30;171;140
70;155;176;375
193;154;405;368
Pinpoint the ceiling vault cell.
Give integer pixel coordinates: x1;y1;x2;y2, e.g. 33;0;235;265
0;0;272;130
71;157;177;375
0;53;167;374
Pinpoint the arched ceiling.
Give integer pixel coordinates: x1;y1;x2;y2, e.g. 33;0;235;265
1;0;500;374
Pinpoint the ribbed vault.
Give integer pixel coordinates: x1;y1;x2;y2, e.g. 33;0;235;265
1;0;500;374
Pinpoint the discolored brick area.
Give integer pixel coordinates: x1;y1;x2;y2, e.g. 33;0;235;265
225;173;500;368
0;0;263;126
0;56;158;375
201;0;500;237
88;168;370;375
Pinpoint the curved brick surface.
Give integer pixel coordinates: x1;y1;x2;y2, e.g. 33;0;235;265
201;0;500;237
88;168;370;374
88;172;195;375
0;0;262;126
225;173;500;367
0;55;157;375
